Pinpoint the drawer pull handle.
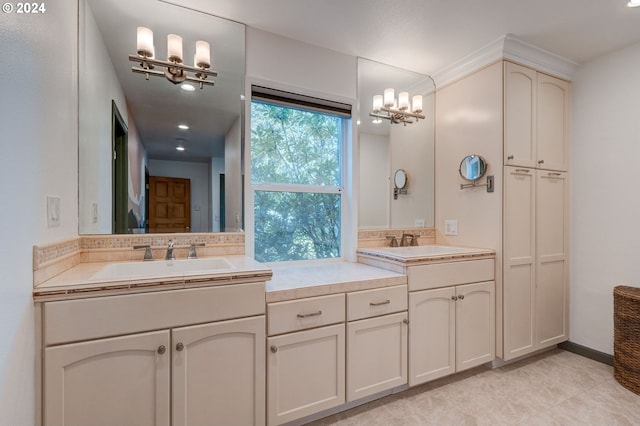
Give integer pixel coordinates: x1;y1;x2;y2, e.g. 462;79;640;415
370;299;391;307
157;345;166;355
507;155;514;160
270;345;278;353
297;310;322;318
176;342;184;352
403;319;409;325
458;294;465;300
515;169;530;174
451;295;458;301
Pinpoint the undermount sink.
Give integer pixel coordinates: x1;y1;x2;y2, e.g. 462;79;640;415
91;257;233;280
360;245;491;259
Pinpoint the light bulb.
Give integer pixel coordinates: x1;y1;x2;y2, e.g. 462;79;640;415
167;34;183;63
398;92;410;111
384;88;395;108
412;95;423;114
372;95;383;112
136;27;153;57
195;40;211;68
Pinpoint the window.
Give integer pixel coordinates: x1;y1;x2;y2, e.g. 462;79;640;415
250;86;351;262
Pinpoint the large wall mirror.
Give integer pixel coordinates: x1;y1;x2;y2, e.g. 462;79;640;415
78;0;245;234
357;58;435;229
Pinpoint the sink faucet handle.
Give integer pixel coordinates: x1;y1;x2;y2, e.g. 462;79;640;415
165;240;176;260
188;243;206;259
133;244;153;261
386;235;399;247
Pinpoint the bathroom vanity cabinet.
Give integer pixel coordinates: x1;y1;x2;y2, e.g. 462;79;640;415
40;282;267;426
407;260;495;386
266;285;408;426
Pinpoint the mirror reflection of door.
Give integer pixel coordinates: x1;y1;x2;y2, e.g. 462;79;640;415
148;176;191;233
112;101;128;234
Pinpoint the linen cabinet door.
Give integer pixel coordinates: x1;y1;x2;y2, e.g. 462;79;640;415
347;312;408;401
504;61;537;168
408;287;455;386
503;166;536;360
267;324;345;426
44;330;170;426
536;170;569;347
172;316;266;426
536;74;570;172
455;281;495;372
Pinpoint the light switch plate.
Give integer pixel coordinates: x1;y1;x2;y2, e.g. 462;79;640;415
444;219;458;236
47;196;60;228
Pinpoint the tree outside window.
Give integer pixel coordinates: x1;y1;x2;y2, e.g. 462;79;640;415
251;100;345;262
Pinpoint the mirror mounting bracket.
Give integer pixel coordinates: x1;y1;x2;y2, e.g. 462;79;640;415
460;175;494;193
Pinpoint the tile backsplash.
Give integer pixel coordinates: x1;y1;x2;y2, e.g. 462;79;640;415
33;233;245;286
357;227;436;248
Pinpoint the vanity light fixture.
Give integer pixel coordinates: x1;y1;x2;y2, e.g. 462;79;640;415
129;27;217;89
370;88;425;125
628;0;640;7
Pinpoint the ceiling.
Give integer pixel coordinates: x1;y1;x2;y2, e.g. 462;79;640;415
167;0;640;76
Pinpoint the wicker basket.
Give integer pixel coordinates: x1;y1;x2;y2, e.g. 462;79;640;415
614;285;640;395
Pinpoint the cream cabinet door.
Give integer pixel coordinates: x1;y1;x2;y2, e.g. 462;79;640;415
504;61;537;168
172;316;266;426
537;74;570;171
408;287;455;386
536;171;569;346
267;324;345;426
456;281;495;372
503;166;536;360
346;312;408;401
44;330;170;426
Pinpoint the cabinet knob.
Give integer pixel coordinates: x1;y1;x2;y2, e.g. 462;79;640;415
403;319;409;325
538;159;545;165
270;345;278;353
157;345;166;355
451;295;458;301
458;294;465;300
176;342;184;352
507;155;514;160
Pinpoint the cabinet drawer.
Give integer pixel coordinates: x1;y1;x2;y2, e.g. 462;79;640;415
44;282;265;346
408;259;494;291
268;294;345;336
347;285;407;321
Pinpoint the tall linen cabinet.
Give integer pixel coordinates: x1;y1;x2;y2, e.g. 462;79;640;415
503;61;570;360
435;59;570;362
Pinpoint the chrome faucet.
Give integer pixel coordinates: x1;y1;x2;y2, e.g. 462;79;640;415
165;240;176;260
133;244;153;261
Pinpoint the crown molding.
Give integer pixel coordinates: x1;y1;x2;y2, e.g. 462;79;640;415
432;34;579;89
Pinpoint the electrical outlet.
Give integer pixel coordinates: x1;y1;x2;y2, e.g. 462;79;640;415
47;196;60;228
444;219;458;236
414;219;425;227
91;203;98;223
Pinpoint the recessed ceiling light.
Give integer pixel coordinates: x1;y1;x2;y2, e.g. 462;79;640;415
356;120;361;126
178;124;189;130
176;146;185;151
181;84;196;92
628;0;640;7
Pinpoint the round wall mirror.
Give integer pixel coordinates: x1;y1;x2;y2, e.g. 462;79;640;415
459;155;487;181
394;169;408;189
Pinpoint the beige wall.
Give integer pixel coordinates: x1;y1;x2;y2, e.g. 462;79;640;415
434;62;504;354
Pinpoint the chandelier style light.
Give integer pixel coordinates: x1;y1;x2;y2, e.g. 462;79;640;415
129;27;217;89
370;88;425;125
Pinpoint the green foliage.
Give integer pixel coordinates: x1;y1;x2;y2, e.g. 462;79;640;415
251;102;341;186
251;101;343;262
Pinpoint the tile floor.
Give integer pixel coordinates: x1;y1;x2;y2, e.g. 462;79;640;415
308;349;640;425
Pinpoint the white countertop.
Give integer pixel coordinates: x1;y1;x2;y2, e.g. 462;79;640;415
33;255;272;301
